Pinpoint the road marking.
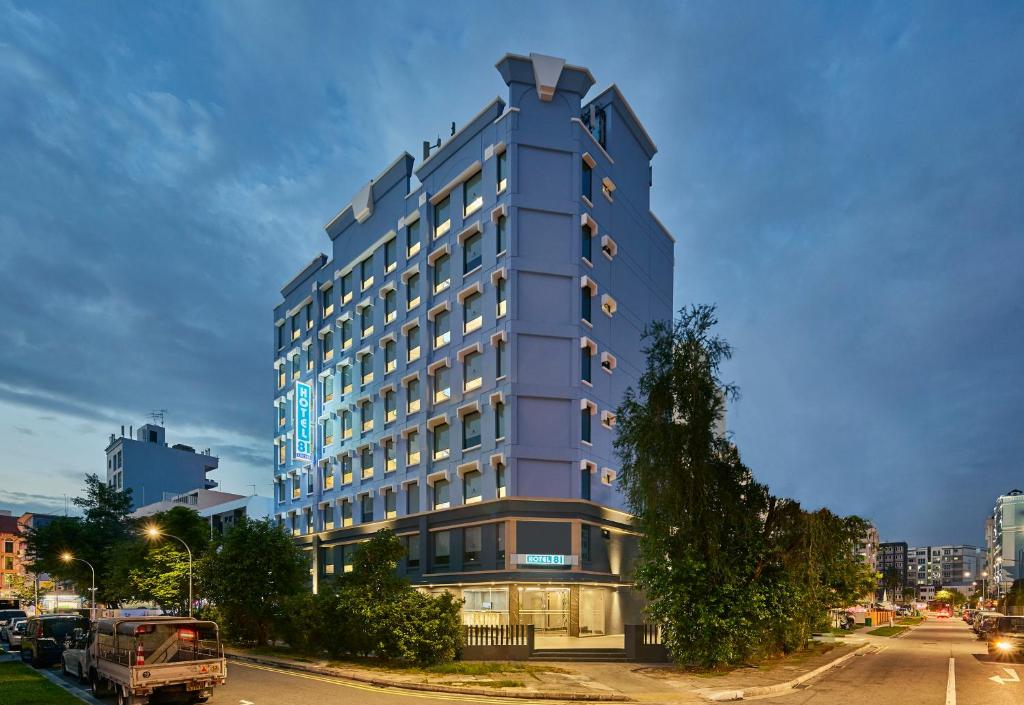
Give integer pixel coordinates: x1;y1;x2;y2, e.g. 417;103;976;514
233;661;564;704
989;667;1020;685
240;700;255;704
945;657;955;705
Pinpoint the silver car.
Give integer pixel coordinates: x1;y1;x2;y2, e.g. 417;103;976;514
7;619;27;650
60;630;89;684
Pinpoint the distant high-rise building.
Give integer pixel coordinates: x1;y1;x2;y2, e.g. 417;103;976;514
105;423;219;509
907;544;981;599
992;489;1024;597
877;541;908;596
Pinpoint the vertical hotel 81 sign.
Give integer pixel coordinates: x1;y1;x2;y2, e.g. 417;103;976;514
294;380;312;462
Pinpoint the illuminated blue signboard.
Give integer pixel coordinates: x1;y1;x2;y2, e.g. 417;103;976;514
522;554;565;566
294;381;312;462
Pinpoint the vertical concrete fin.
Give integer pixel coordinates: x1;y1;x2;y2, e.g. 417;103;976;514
530;53;566;102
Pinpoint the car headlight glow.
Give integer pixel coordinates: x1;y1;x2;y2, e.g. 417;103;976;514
996;641;1013;651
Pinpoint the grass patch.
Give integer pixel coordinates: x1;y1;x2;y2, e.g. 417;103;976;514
897;617;924;625
867;626;908;637
0;661;83;705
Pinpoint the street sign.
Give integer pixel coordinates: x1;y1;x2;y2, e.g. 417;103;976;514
294;381;312;462
522;554;565;566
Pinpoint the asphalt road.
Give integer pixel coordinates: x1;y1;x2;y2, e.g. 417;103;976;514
771;617;1024;705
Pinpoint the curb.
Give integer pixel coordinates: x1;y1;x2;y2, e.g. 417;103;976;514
226;652;634;702
701;643;872;702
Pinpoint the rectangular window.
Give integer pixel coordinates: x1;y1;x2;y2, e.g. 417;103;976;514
434;529;451;566
463;292;482;333
307;471;314;495
322;506;335;532
407;325;420;362
407;379;421;414
341;544;354;572
434;310;451;348
322;417;334;446
582;225;592;262
496;278;507;318
385;488;397;518
463;468;482;503
405;533;420;568
361;445;374;479
385;389;397;423
291;355;300;380
278;443;286;466
278;401;287;427
463;171;483;217
463;232;482;274
581;468;591;500
433;478;450;509
433;253;451;293
292;474;301;499
407;219;421;257
582;524;591;561
291;314;300;341
384;238;397;273
322;284;334;318
496;214;507;255
277;366;285;389
385;437;397;471
305;301;314;329
582;286;592;323
322;375;334;403
582;160;593;201
496;339;507;379
360;400;373;433
323;463;334;491
464;525;482;562
341;364;353;394
434;367;451;404
360;353;373;385
495;401;506;440
407;482;420;513
341;408;353;439
323;330;334;362
361;494;374;523
433;423;450;460
341;499;353;526
306;346;315;371
581;408;592;443
496;521;505;561
361;304;374;338
463;351;483;392
581;346;592;383
341;318;353;349
384;289;397;324
341;271;354;304
407;272;420;309
276;323;285;350
341;455;353;484
306;508;314;533
462;411;481;450
407;429;421;465
361;257;374;290
276;478;285;503
434;195;451;237
496;150;507;193
385;339;397;373
496;462;506;498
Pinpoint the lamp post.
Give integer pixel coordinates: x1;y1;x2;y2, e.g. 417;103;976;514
60;553;96;619
144;526;193;617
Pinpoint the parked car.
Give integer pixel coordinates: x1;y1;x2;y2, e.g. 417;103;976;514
974;610;1004;635
7;619;27;650
978;614;1005;641
962;608;975;623
988;616;1024;660
61;629;90;683
20;614;89;667
0;609;27;638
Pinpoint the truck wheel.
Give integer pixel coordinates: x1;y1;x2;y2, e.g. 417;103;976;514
117;685;147;705
91;673;111;697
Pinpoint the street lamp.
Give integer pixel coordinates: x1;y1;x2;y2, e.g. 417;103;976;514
144;526;193;617
60;552;96;618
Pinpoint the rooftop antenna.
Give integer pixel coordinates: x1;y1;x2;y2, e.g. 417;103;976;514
422;122;456;161
149;409;167;426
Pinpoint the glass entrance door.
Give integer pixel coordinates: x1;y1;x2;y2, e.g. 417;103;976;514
579;588;606;636
519;588;569;634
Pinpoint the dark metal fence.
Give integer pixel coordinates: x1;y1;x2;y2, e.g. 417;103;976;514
463;624;532;646
641;623;661;645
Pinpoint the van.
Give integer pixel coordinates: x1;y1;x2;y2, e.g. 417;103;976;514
20;614;90;667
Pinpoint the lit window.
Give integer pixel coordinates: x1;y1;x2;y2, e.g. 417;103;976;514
341;271;354;304
278;443;286;465
407;272;420;309
496;150;507;193
341;409;352;439
384;289;397;324
407;219;421;257
582;159;593;201
341;498;353;526
434;367;451;404
462;412;481;450
340;364;353;394
463;232;482;274
434;529;450;566
407;429;421;465
306;346;314;371
463;291;483;333
496;278;507;318
463;351;483;392
495;401;506;440
496;462;506;497
322;417;334;446
361;494;374;523
322;506;334;531
384;339;397;373
341;455;353;484
322;375;334;403
291;355;300;380
407;325;420;362
434;195;451;237
341;318;353;349
433;253;451;293
291;474;301;499
361;258;374;290
277;366;285;389
384;389;397;423
322;284;334;318
361;445;374;479
361;304;374;338
360;353;373;385
433;423;450;460
407;379;421;414
434;310;451;349
385;438;397;472
278;401;287;427
384;487;397;518
290;313;300;342
463;171;483;217
433;480;450;510
463;525;481;561
360;400;373;433
322;464;335;491
322;330;334;362
384;239;397;273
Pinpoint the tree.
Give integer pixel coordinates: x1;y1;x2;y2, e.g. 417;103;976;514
198;517;308;644
880;567;903;601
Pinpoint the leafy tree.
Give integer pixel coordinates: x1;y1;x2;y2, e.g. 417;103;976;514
198;517;307;644
879;566;903;601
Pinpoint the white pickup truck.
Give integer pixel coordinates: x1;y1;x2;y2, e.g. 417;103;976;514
85;616;227;705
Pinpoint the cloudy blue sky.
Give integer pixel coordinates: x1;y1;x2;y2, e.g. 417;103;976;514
1;1;1021;546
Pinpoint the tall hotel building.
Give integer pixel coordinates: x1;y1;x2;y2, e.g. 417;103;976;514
272;53;673;637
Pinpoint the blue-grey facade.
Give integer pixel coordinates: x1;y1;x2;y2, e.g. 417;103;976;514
106;423;219;509
272;53;673;636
